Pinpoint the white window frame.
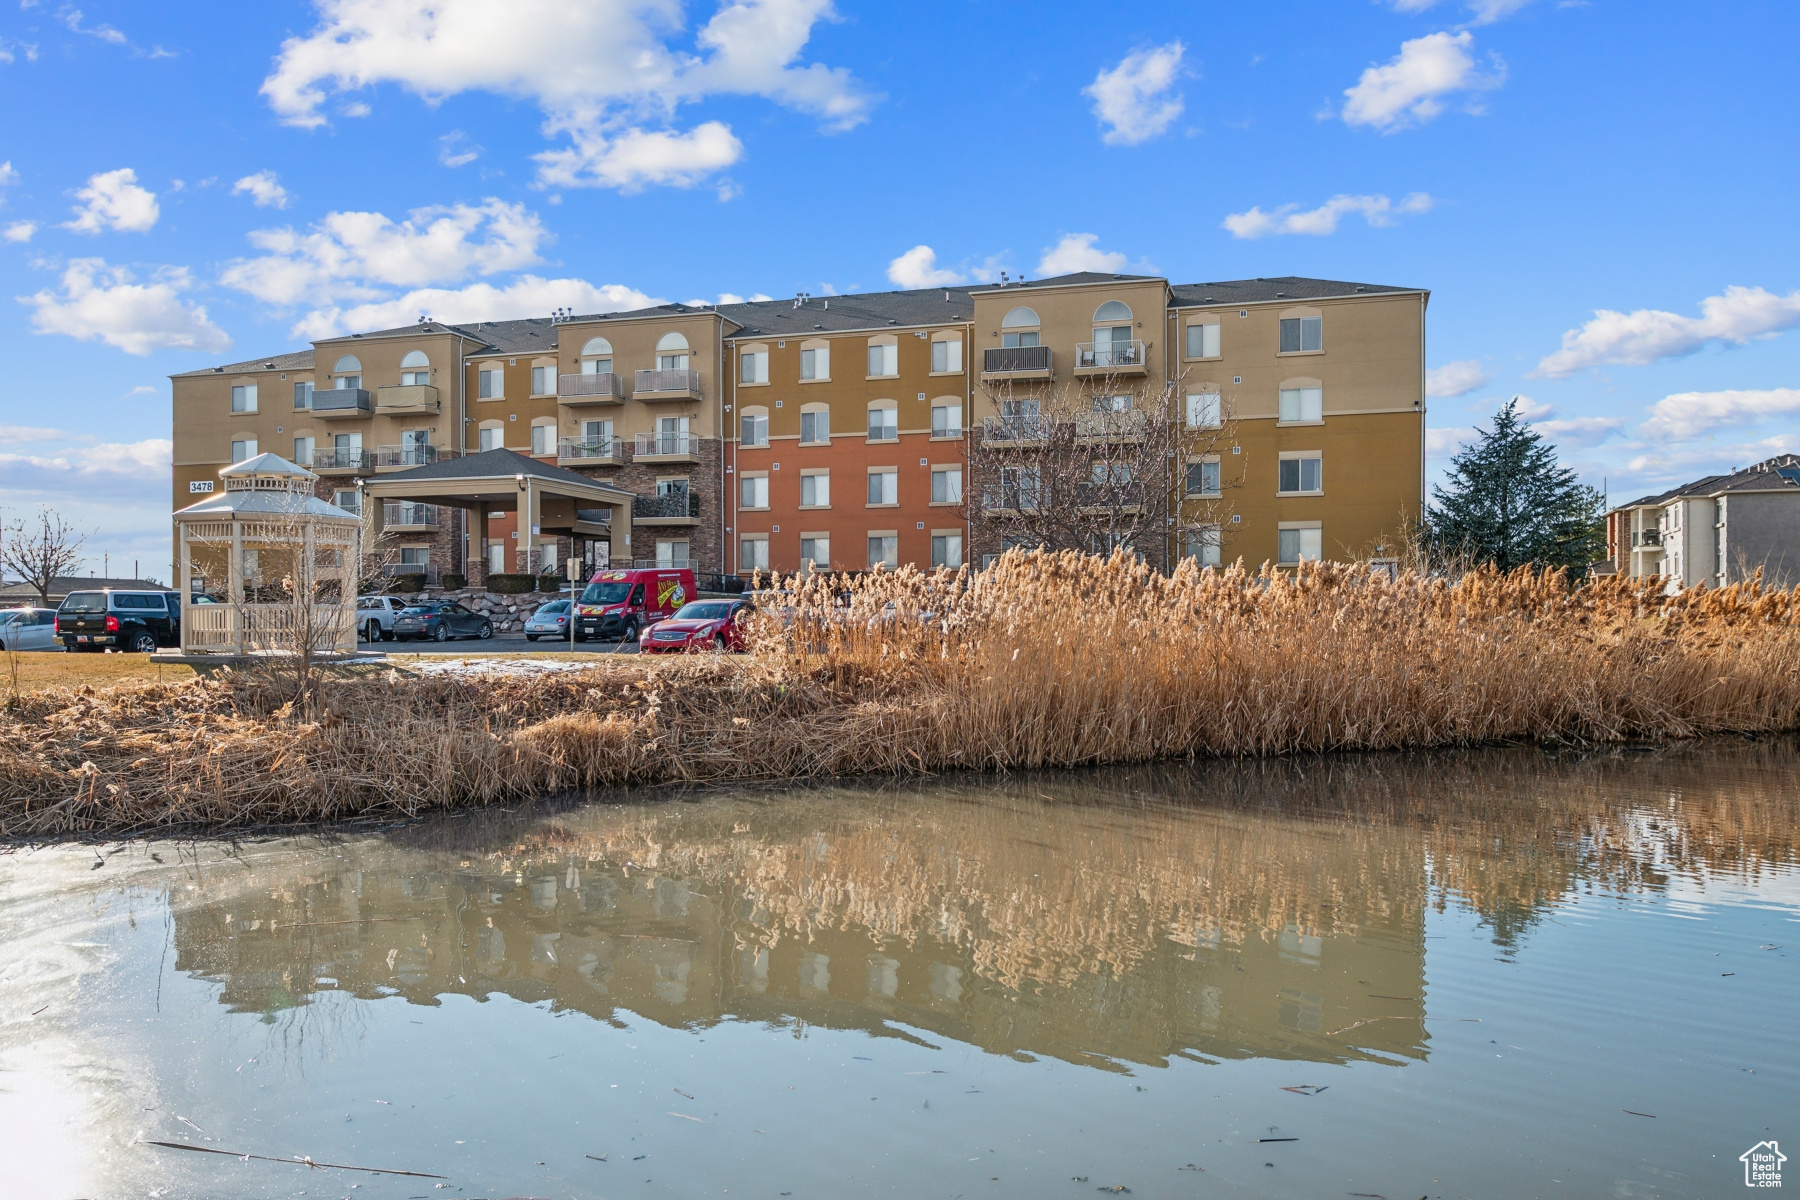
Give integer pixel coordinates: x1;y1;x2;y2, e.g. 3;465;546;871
931;466;962;505
930;337;963;374
867;403;898;442
739;534;770;573
931;403;963;439
1279;316;1323;354
740;408;770;447
799;406;830;445
800;470;830;509
1186;391;1222;429
230;437;258;463
1278;523;1324;564
799;535;830;571
867;533;899;570
1279;386;1324;424
867;468;898;507
800;344;830;381
740;473;770;510
1186;457;1221;497
231;383;258;413
478;366;504;399
930;531;963;569
1185;322;1221;359
1277;452;1323;496
740;350;769;384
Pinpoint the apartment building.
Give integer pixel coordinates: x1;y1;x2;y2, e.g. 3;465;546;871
1606;456;1800;588
169;271;1424;587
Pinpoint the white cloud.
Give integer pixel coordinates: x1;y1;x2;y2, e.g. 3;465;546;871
1534;286;1800;378
0;161;17;187
59;7;126;44
260;0;875;191
0;39;41;64
4;221;35;243
220;198;549;305
1624;434;1800;483
63;167;159;234
1036;233;1127;276
231;170;290;209
0;424;70;442
1223;192;1433;238
1084;41;1185;146
1426;425;1477;456
20;258;232;355
886;244;964;289
1425;359;1489;398
533;121;743;191
291;275;659;340
1389;0;1534;19
1531;415;1622;447
1342;31;1502;131
1638;388;1800;442
1509;394;1554;420
438;131;482;167
714;292;772;304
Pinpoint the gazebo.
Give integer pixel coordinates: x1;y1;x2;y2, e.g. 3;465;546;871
173;453;363;655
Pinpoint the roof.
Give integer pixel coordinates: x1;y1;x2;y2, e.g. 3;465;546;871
174;490;360;521
966;271;1161;295
1612;455;1800;513
0;576;170;599
372;447;631;493
220;452;316;481
1168;276;1423;307
170;348;315;379
717;287;976;337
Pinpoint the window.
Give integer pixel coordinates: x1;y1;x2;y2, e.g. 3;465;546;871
400;546;431;568
479;425;502;451
1001;306;1040;328
740;535;770;572
740;474;769;509
867;405;897;441
1001;329;1041;349
487;543;506;574
800;408;829;444
1093;393;1132;413
999;465;1040;509
868;342;897;377
231;438;257;462
931;337;962;373
293;381;314;409
1279;317;1323;353
800;344;829;380
868;535;898;570
1279;526;1323;563
531;424;553;456
740;350;768;384
478;367;503;398
931;403;962;438
740;409;769;447
1183;528;1222;566
657;540;689;568
1279;386;1323;423
1186;391;1221;429
1186;459;1221;496
231;384;257;413
656;478;689;500
800;536;830;570
1093;300;1132;323
581;417;612;444
582;337;613;375
931;467;962;504
800;472;830;508
931;533;963;569
531;365;556;395
1001;307;1041;349
293;435;314;466
333;354;362;390
1186;322;1220;359
868;469;898;506
333;489;360;515
400;350;430;386
656;331;690;371
1278;455;1323;494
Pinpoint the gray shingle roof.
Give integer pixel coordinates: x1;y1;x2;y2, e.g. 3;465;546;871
719;287;976;337
170;348;316;378
967;271;1160;293
0;576;170;599
1169;277;1424;307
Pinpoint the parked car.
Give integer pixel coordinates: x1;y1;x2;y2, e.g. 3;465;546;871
355;594;408;642
574;568;697;642
55;589;182;653
391;601;493;642
0;607;60;652
524;599;573;641
640;599;756;654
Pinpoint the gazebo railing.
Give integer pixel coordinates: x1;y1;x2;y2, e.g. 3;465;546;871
182;602;358;654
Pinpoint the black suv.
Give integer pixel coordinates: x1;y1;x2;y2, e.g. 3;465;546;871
56;589;183;653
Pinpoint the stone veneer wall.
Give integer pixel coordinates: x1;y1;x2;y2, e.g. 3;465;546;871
566;438;724;575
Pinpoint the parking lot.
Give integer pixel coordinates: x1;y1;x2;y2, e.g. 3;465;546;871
362;631;640;655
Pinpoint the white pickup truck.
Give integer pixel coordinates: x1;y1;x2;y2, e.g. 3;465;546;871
355;594;409;642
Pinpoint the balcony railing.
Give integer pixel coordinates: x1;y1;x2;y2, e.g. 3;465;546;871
981;345;1053;375
982;484;1041;513
312;388;373;417
633;492;701;520
375;443;440;469
1075;481;1145;510
312;446;375;471
383;501;439;529
633;368;702;398
1074;409;1149;440
374;384;439;414
1635;529;1663;546
558;436;626;462
559;372;625;401
981;414;1050;443
633;432;701;458
633;557;693;570
384;563;438;586
1074;340;1147;371
574;507;613;527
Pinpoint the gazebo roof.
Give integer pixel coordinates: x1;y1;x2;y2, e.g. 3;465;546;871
219;452;319;482
174;489;360;522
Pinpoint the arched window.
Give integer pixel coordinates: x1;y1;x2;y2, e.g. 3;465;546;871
333;355;361;390
1001;307;1040;350
580;336;613;376
1091;300;1136;366
1093;300;1132;322
399;349;429;386
656;331;690;371
582;336;613;356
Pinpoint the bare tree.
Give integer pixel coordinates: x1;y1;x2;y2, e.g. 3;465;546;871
968;367;1241;570
0;507;88;605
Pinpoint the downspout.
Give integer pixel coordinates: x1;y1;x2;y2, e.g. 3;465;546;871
1419;293;1428;523
719;315;729;583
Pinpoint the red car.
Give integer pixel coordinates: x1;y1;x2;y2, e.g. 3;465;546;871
639;599;756;654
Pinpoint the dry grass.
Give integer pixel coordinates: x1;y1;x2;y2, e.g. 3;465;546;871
3;651;197;692
6;550;1800;836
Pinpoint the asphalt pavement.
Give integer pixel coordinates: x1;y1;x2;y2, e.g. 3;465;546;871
363;632;640;655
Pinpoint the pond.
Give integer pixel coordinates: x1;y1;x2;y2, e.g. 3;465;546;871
2;742;1797;1198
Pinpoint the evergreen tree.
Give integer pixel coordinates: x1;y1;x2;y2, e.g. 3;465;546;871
1425;398;1606;572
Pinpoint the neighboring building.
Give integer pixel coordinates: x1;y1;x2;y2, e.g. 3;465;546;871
1606;456;1800;588
0;576;170;605
168;272;1425;587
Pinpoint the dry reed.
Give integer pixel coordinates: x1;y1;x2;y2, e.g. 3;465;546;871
6;550;1800;836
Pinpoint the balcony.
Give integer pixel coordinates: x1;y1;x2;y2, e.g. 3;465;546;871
1074;409;1149;441
311;446;374;473
981;414;1050;444
981;485;1041;514
574;508;613;530
558;436;626;465
633;432;701;463
383;501;440;531
633;557;693;570
375;443;441;470
311;388;373;419
981;345;1053;381
633;491;701;525
383;563;438;587
1634;529;1663;547
633;368;703;401
1074;339;1148;376
1075;481;1145;513
559;372;626;403
374;383;439;415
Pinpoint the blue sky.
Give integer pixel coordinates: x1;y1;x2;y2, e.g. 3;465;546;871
1;0;1797;578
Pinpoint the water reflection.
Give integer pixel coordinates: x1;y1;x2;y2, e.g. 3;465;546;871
167;741;1800;1074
